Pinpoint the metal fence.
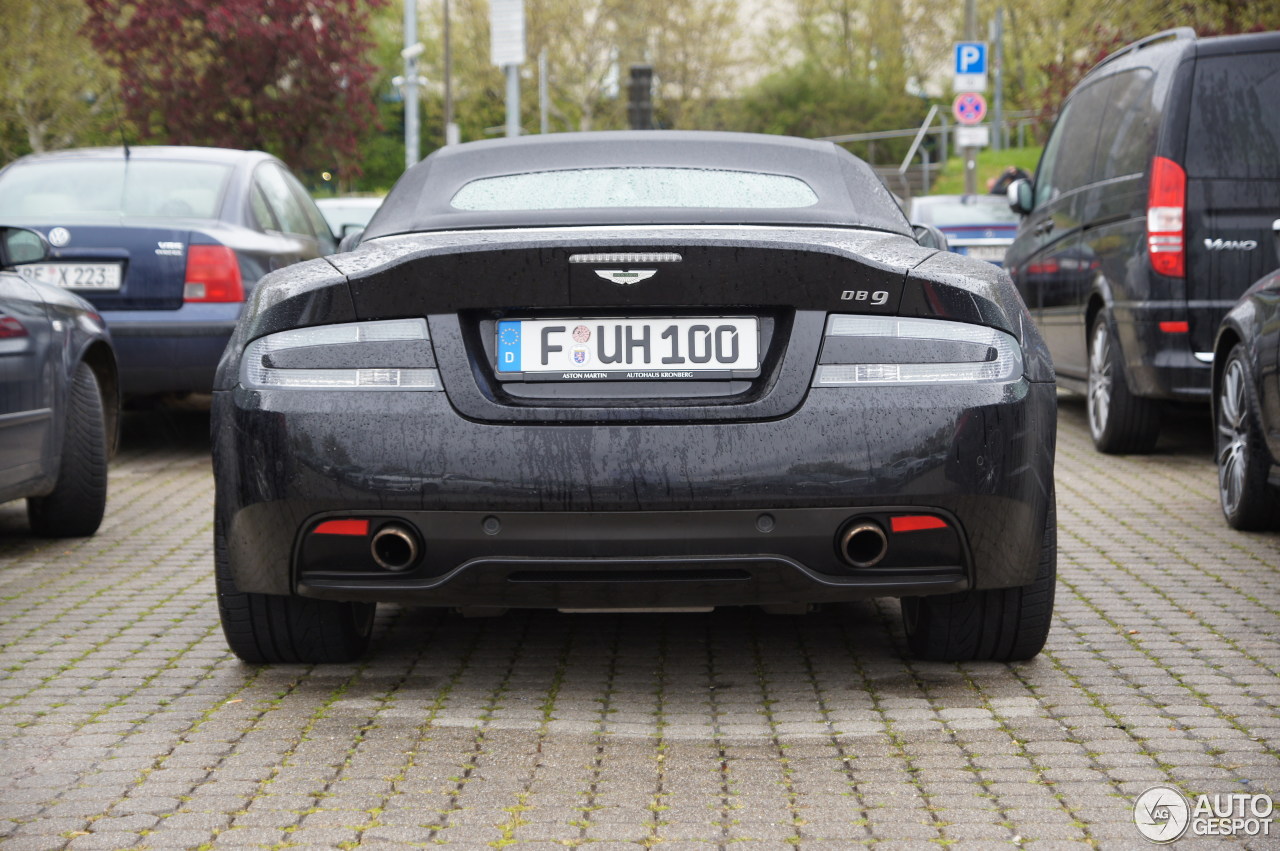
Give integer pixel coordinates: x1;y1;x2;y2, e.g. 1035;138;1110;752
817;109;1045;198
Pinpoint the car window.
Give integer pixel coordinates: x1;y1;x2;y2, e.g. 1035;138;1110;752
451;168;820;211
1036;81;1107;205
1186;51;1280;179
249;183;278;232
255;164;313;236
301;194;335;241
1033;102;1072;208
278;168;336;245
1094;69;1159;180
0;160;230;219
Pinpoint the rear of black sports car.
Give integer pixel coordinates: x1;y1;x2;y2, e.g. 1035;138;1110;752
210;132;1057;665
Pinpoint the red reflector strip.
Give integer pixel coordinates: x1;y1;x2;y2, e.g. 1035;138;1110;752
891;515;948;533
1158;321;1189;333
312;519;370;536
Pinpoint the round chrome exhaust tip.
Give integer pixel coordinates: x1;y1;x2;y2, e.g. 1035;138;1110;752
838;520;889;568
371;524;421;571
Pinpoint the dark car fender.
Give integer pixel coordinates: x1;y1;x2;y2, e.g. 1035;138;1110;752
1213;272;1280;451
907;250;1056;384
213;257;356;392
29;286;119;486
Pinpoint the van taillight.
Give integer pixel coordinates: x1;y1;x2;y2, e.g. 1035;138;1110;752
183;245;244;302
1147;156;1185;278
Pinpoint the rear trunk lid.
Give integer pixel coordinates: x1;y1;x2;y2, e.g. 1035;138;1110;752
326;227;1015;424
21;223;192;311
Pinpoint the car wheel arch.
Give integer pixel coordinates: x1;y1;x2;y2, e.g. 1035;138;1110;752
1085;293;1107;364
1211;324;1247;426
79;341;121;458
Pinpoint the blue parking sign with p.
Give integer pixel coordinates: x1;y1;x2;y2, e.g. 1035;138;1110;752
955;42;987;75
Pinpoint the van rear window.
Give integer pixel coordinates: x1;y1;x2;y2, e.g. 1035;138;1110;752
1186;52;1280;179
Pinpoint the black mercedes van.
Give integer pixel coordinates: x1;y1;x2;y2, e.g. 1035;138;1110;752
1005;29;1280;453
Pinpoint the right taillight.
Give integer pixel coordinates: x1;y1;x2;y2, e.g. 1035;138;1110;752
1147;156;1186;278
183;244;245;302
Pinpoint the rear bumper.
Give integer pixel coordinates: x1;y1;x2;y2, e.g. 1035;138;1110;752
1111;303;1213;401
296;506;969;605
213;377;1058;606
102;303;241;395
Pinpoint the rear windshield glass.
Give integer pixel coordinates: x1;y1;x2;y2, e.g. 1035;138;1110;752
911;197;1021;227
1187;52;1280;179
451;167;820;211
0;160;232;219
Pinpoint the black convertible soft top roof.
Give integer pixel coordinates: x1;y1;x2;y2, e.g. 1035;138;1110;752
362;130;912;239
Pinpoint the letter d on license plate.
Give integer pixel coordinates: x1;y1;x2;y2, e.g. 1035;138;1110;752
497;317;759;380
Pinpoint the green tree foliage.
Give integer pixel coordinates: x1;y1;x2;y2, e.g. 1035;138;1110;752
736;60;924;141
399;0;744;142
997;0;1280;129
0;0;115;161
83;0;388;174
731;0;944;161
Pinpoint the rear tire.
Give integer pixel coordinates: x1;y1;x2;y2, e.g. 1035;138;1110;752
1215;344;1280;530
902;498;1056;662
215;519;375;664
1087;314;1160;453
27;362;108;537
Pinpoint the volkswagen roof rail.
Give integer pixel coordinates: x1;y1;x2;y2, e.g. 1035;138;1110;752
1086;28;1196;75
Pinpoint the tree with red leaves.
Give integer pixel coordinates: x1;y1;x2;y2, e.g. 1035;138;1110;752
83;0;385;174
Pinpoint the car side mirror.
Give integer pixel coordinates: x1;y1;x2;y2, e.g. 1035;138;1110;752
337;228;365;253
0;226;50;267
911;223;949;252
1008;179;1034;216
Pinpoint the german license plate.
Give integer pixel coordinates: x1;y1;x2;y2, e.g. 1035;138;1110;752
964;245;1007;262
18;262;123;291
497;317;759;380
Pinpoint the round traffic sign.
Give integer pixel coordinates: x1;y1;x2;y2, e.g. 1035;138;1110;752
952;93;987;126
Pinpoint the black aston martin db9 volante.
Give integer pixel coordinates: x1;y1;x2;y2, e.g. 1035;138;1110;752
1213;270;1280;530
211;131;1058;664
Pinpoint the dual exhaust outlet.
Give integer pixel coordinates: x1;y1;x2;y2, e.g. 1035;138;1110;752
356;516;896;572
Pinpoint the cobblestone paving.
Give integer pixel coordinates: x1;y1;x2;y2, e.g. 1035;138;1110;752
1;399;1277;850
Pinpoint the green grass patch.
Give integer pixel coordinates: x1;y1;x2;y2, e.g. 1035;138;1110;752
928;145;1042;196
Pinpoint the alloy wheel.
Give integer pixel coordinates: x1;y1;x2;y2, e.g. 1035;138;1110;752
1087;322;1112;440
1218;357;1249;517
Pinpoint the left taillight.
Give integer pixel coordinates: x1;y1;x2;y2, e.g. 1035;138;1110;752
183;244;244;302
1146;156;1185;278
241;318;442;391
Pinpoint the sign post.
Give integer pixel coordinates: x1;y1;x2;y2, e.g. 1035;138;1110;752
954;29;988;196
403;0;419;169
953;42;988;92
490;0;525;137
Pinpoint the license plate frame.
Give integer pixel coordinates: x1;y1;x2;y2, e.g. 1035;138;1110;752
17;262;124;291
496;316;761;381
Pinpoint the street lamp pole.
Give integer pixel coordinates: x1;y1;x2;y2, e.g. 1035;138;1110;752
443;0;455;144
404;0;420;169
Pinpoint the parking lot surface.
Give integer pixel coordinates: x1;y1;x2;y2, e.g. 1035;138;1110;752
1;398;1277;849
